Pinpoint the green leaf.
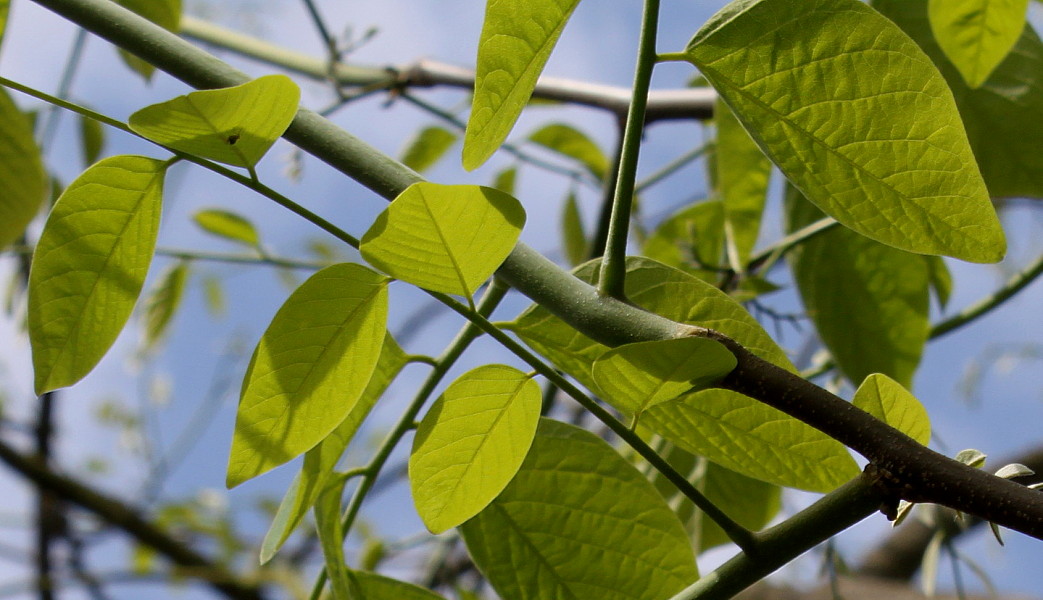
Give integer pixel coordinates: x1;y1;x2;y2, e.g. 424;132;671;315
853;374;931;446
463;0;582;170
785;186;930;388
352;572;447;600
685;0;1005;263
360;183;526;298
227;263;388;488
142;261;189;351
410;365;541;534
460;419;697;600
0;88;46;249
874;0;1043;199
260;334;407;563
28;156;167;394
642;200;724;282
400;125;457;173
716;98;769;270
114;0;181;80
529;123;609;179
203;275;225;317
925;256;953;309
592;337;737;417
0;1;9;50
129;74;300;169
491;166;517;195
313;474;361;600
79;113;105;167
508;257;858;491
193;208;261;248
927;0;1029;88
561;191;586;266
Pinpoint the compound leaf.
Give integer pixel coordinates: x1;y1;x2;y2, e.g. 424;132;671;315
227;263;388;488
129;74;299;169
29;156;167;394
410;365;541;533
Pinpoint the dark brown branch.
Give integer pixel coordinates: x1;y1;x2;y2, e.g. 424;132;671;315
0;439;266;600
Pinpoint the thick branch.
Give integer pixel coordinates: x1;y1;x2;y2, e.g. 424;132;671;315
0;439;265;600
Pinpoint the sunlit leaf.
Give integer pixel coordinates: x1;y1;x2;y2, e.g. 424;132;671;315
193;208;261;248
352;572;447;600
592;337;736;417
928;0;1029;88
463;0;582;170
114;0;181;80
79;113;105;167
227;263;388;488
491;166;517;195
561;191;586;266
142;261;189;351
642;200;724;282
716;98;769;270
400;126;456;173
0;88;46;249
508;257;858;491
926;256;952;309
261;335;407;563
955;448;987;468
852;374;931;445
529;123;608;179
29;156;167;394
460;419;697;600
360;183;525;298
410;365;541;533
685;0;1005;263
786;186;930;388
874;0;1043;199
203;275;225;317
129;75;300;169
314;474;361;600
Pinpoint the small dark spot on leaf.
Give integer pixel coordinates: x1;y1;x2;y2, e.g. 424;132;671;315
226;134;241;145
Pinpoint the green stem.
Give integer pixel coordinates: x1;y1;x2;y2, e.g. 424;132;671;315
657;52;689;63
746;216;838;273
598;0;661;298
306;280;510;600
634;143;708;194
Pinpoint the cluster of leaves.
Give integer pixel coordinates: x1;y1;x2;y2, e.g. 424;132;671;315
2;0;1042;598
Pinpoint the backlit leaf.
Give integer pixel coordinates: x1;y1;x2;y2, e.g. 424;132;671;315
0;88;46;249
928;0;1029;88
360;183;525;298
29;156;167;394
79;113;105;167
410;365;541;533
142;261;189;351
716;98;769;270
261;335;407;563
685;0;1006;263
786;186;930;388
114;0;181;80
129;75;300;169
0;1;9;50
227;263;388;488
562;191;586;266
460;419;697;600
592;337;737;416
509;257;858;491
642;200;724;282
529;123;608;179
352;572;446;600
874;0;1043;199
314;474;361;600
852;373;931;446
926;256;952;309
400;126;456;173
463;0;582;170
193;208;261;248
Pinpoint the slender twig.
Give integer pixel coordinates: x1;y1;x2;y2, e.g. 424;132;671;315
599;0;661;298
634;142;709;194
746;216;839;273
39;28;88;152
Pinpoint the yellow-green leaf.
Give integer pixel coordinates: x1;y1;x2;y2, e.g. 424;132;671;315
852;373;931;445
351;572;446;600
313;474;361;600
0;88;46;249
29;156;167;394
0;1;9;50
685;0;1006;263
360;183;525;298
261;335;407;563
716;98;769;270
491;166;517;195
114;0;181;80
529;123;609;179
561;191;586;266
141;260;189;351
129;74;300;169
642;200;724;282
460;419;697;600
592;337;737;416
193;208;261;248
928;0;1029;88
227;263;388;488
463;0;582;170
410;365;541;534
79;113;105;167
400;126;456;173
